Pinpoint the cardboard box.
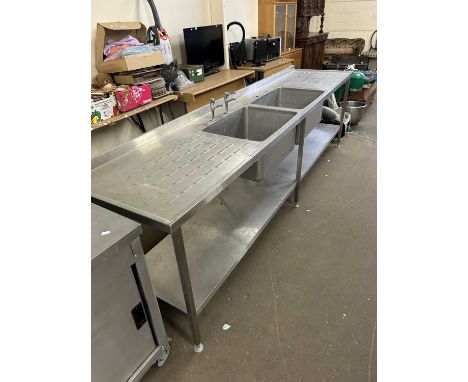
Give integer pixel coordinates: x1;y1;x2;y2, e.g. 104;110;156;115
95;22;165;73
350;81;377;106
91;95;118;124
115;84;152;112
113;67;161;85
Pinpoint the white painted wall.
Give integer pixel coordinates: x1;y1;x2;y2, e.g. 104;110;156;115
209;0;258;69
225;0;258;42
309;0;377;52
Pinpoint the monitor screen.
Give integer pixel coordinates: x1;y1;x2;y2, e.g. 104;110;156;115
183;24;224;72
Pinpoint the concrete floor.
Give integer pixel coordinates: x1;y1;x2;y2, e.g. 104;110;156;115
143;101;377;382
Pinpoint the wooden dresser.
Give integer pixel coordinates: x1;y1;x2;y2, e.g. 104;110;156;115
295;32;328;69
295;0;328;69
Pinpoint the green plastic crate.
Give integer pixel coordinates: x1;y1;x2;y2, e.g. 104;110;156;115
181;65;205;83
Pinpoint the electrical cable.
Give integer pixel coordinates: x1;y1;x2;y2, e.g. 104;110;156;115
146;0;161;45
227;21;246;69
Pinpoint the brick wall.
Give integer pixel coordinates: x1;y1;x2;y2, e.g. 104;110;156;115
309;0;377;52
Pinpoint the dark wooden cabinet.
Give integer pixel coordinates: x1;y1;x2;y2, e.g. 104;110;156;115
295;0;328;69
296;32;328;69
296;0;326;35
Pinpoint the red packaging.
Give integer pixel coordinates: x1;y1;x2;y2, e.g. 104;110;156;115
115;84;152;112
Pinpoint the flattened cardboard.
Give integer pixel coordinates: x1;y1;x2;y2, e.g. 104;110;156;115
95;22;164;73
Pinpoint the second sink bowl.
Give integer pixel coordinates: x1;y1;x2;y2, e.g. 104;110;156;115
252;87;324;140
203;106;297;181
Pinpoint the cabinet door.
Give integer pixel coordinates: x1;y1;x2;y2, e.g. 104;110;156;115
92;264;155;382
275;4;286;52
286;4;297;52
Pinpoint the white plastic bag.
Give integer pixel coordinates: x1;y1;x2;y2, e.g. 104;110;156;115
158;28;173;64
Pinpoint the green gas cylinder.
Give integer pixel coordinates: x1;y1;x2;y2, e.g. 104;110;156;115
349;71;369;92
334;70;370;102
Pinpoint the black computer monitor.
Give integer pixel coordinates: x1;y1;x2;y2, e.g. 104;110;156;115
183;24;224;76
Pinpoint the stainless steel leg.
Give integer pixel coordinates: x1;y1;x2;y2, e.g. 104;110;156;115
337;79;350;147
294;120;306;207
171;228;203;352
130;238;170;352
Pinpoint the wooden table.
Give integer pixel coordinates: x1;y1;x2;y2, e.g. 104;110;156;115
282;48;303;69
174;69;254;113
91;94;178;131
237;58;294;82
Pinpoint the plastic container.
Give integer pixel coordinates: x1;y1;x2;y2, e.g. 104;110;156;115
181;65;205;83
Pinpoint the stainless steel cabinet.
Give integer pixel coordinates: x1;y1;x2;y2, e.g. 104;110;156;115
92;204;170;382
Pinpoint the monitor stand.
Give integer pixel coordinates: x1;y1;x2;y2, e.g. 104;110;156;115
204;67;220;76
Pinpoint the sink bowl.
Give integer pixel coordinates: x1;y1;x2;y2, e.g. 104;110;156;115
252;87;323;109
203;106;295;141
203;106;297;181
252;87;324;140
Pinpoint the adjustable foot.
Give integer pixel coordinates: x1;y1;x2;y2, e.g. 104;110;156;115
294;202;299;208
194;343;204;353
156;346;170;367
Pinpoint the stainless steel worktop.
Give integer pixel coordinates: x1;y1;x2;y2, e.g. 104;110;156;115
91;68;352;350
92;68;351;233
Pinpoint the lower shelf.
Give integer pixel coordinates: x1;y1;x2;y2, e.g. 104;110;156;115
146;174;296;314
274;123;340;181
145;123;339;314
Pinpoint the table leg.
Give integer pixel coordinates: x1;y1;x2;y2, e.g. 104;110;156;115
294;120;306;207
158;105;165;125
130;114;146;133
337;79;350;147
171;228;203;352
168;102;175;120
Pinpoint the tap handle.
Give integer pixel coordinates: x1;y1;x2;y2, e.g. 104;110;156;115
224;92;233;100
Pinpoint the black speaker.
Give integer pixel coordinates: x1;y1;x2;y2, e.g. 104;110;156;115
266;37;281;60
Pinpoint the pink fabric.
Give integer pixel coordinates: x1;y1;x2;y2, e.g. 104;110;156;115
104;44;134;62
103;35;142;61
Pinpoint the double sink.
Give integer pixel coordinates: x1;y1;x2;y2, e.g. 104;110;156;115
203;87;324;181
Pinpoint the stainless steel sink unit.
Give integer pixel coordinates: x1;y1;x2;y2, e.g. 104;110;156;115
92;68;352;352
252;87;324;139
203;106;297;181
